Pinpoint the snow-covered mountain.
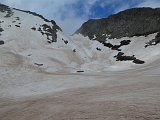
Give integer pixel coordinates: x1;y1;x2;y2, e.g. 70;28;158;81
1;4;160;74
1;4;160;120
0;5;160;73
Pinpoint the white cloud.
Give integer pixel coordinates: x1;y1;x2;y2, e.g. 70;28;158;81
114;5;130;13
101;0;160;14
137;0;160;8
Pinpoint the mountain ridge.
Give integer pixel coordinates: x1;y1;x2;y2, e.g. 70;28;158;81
75;7;160;42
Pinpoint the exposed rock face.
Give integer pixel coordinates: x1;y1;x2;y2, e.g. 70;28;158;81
75;8;160;42
114;52;145;64
103;40;131;51
145;32;160;47
0;4;13;17
0;40;4;45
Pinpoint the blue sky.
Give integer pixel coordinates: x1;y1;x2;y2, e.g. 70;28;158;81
1;0;160;34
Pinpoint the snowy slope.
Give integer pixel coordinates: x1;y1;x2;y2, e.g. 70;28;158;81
1;5;160;75
1;5;160;120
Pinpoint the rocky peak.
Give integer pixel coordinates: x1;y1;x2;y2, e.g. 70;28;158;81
75;7;160;42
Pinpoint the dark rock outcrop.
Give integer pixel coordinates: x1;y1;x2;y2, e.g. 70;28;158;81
145;32;160;47
62;38;68;44
114;52;145;64
0;40;4;45
75;8;160;42
0;27;4;32
0;3;9;12
77;71;84;73
0;27;4;36
15;25;20;28
96;47;101;51
102;40;131;51
34;63;43;66
38;24;58;43
0;3;13;17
